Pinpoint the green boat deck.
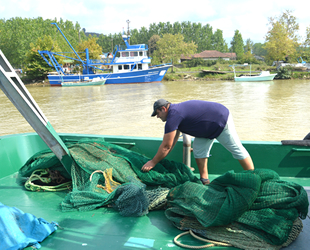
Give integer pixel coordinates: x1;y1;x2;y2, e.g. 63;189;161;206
0;172;237;250
1;133;309;249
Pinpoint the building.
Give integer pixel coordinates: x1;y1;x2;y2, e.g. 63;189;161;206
180;50;236;62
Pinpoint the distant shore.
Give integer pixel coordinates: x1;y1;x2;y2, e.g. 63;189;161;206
24;69;310;85
164;70;310;81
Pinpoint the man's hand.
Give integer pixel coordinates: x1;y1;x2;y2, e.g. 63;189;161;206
141;131;177;173
141;160;156;172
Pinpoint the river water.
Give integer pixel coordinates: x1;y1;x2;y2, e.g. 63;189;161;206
0;79;309;141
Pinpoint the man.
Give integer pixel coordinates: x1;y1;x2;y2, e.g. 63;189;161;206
141;99;254;185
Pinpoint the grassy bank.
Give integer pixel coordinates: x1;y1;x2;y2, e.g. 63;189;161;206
163;65;310;81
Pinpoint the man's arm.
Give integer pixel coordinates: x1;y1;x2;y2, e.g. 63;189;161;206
170;130;181;152
141;130;177;172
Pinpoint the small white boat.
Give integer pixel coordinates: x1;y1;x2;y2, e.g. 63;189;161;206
231;64;277;82
61;77;106;87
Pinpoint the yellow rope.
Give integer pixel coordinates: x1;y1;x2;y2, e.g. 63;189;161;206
174;230;232;249
25;169;71;192
90;169;121;193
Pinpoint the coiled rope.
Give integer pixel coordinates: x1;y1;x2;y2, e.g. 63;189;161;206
174;230;232;249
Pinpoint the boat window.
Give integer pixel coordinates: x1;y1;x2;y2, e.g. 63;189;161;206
124;65;129;70
131;64;136;70
138;64;142;70
121;52;129;57
118;65;122;70
139;52;143;56
130;52;138;57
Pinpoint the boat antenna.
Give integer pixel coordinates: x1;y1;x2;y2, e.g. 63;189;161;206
126;20;130;45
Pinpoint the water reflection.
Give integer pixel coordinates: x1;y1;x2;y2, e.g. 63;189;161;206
0;79;309;141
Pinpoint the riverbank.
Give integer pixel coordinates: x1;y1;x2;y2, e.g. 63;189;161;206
23;68;310;85
164;69;310;81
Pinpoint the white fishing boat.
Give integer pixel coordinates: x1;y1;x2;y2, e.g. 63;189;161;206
231;64;277;82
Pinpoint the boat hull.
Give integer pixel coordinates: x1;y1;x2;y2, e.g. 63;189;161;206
48;65;171;86
1;133;309;184
235;74;277;82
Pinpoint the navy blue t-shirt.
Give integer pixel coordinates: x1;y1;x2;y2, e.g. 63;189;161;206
165;100;229;139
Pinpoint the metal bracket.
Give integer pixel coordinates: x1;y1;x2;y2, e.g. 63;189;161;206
0;50;73;175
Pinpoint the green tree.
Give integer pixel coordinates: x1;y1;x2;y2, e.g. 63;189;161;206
24;35;62;80
252;43;267;57
268;9;299;42
264;21;297;64
239;51;257;64
76;36;102;60
152;33;197;71
0;17;85;69
212;29;228;52
97;33;123;54
148;35;160;56
244;38;254;53
230;30;244;59
304;26;310;47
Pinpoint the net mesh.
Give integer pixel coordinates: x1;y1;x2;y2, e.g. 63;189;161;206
19;138;198;213
18;138;309;247
168;207;303;250
165;169;309;245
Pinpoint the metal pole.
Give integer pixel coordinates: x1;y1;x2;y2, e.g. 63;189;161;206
183;134;194;171
126;20;130;45
51;22;83;62
0;50;73;175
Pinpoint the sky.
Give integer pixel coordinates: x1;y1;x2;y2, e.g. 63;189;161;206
1;0;309;45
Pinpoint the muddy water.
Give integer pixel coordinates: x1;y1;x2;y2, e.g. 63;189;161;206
0;79;309;141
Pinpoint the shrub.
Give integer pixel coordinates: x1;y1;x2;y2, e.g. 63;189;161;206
275;67;291;79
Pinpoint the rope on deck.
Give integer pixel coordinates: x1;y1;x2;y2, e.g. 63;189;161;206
173;230;232;249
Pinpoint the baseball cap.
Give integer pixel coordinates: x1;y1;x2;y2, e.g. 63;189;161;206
151;99;170;116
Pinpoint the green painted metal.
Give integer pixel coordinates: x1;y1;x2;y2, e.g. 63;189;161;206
0;132;309;249
1;133;310;183
0;50;73;175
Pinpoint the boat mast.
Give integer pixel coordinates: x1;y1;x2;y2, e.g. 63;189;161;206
126;20;130;45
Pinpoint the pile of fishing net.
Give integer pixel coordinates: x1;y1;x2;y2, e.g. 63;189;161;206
18;138;309;249
166;169;309;249
19;138;198;215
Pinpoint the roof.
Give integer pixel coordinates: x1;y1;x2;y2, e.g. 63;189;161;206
181;50;236;59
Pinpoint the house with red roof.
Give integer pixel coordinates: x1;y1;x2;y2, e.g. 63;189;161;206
180;50;236;62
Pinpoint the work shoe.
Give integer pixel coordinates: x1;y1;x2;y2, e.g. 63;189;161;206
200;178;210;185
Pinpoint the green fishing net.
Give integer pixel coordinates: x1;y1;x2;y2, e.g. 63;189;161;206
18;138;309;247
165;169;309;245
19;138;199;214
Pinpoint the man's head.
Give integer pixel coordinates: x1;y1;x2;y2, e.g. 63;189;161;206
151;99;170;121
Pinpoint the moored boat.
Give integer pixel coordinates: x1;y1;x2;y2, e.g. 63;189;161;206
231;64;277;82
38;23;172;86
61;76;106;87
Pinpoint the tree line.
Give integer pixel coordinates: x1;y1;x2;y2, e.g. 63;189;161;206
0;17;88;68
0;18;233;68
